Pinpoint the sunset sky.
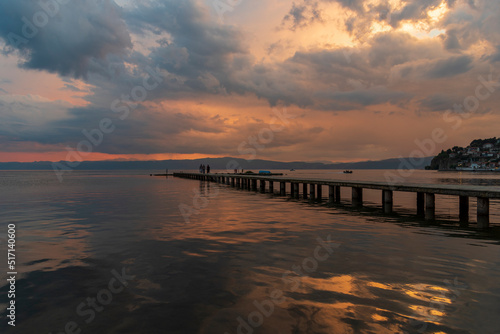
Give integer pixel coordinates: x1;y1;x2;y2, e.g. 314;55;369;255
0;0;499;163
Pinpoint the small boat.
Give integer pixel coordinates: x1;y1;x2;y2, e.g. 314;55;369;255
290;169;295;171
343;170;353;174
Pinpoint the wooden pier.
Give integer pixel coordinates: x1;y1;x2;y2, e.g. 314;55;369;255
173;172;500;229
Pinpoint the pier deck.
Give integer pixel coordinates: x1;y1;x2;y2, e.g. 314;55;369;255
173;172;500;228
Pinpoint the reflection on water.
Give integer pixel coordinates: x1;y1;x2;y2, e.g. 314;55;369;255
0;170;499;334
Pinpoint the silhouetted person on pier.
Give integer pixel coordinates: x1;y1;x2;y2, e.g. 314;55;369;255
202;164;206;174
207;165;211;173
199;164;203;173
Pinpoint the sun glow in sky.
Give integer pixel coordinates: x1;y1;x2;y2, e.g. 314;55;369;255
0;0;499;163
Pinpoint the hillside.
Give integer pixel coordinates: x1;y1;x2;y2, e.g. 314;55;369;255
0;156;434;171
429;137;500;170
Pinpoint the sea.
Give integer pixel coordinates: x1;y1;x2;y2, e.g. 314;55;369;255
0;169;499;334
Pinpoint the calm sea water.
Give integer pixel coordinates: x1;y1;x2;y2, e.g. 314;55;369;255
1;169;500;334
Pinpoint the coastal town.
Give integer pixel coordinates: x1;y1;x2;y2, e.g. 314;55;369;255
430;137;500;171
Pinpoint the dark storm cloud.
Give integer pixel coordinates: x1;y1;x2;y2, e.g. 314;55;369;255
426;55;473;78
0;0;132;78
126;1;245;73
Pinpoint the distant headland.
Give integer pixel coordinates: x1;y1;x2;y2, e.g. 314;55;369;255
0;156;433;171
428;137;500;171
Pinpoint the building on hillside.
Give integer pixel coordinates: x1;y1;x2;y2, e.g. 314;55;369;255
467;147;480;154
483;143;494;150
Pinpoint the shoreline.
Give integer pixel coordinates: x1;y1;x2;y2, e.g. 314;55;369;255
437;169;500;172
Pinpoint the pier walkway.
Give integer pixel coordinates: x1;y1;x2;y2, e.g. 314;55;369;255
173;172;500;229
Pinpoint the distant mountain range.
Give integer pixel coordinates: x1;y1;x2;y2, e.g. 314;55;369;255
0;156;434;171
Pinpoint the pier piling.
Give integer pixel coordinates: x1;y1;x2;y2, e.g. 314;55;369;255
425;193;435;221
383;190;393;214
293;183;300;199
309;184;315;201
352;187;363;207
459;196;469;225
477;197;490;229
417;192;425;217
329;185;335;204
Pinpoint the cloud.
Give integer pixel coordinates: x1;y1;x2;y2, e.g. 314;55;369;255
0;94;73;150
326;87;412;107
490;45;500;63
282;1;323;31
61;84;87;92
1;0;500;161
418;93;455;112
426;55;473;78
0;0;132;78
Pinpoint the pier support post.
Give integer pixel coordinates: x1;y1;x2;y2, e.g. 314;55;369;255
293;183;300;199
303;183;308;199
309;184;315;201
290;183;295;198
352;187;363;207
231;178;235;187
417;192;425;217
335;186;341;203
459;196;469;225
425;193;435;221
382;190;393;214
477;197;489;229
260;180;266;193
317;185;323;202
252;179;257;191
280;182;286;196
269;181;274;194
329;185;335;204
